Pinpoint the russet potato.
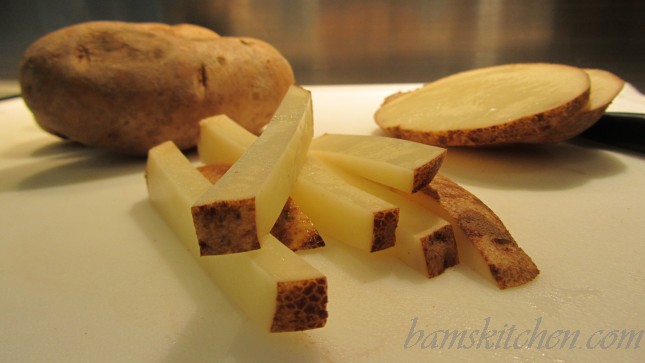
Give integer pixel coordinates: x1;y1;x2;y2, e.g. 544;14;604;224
20;21;295;155
374;63;612;147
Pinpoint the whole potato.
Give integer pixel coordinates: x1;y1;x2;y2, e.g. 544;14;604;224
19;21;295;155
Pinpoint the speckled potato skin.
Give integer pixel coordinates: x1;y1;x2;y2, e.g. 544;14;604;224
378;88;590;147
272;277;328;332
197;163;325;252
420;224;459;278
19;21;295;155
422;175;539;289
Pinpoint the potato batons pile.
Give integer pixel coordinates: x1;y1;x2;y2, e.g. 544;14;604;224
375;63;624;147
146;85;539;333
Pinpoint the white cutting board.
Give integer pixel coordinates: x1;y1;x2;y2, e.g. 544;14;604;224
1;84;644;362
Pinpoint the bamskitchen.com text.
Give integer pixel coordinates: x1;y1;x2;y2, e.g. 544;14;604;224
404;317;643;350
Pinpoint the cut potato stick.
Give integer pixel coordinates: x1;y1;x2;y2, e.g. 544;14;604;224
198;114;256;165
407;175;539;289
317;159;459;278
199;115;399;253
375;63;591;146
291;157;399;252
192;85;313;255
197;163;325;251
146;141;328;332
310;133;446;193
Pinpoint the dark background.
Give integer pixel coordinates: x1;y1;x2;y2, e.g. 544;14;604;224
1;0;643;90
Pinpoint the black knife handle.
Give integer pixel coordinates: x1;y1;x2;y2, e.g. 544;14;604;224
579;112;645;153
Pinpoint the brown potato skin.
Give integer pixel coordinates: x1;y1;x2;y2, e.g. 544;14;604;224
197;163;325;252
422;175;539;289
19;21;295;155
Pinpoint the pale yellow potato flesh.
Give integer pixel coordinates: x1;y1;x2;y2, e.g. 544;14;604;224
318;160;459;278
583;69;625;112
375;63;591;146
197;163;325;252
192;85;314;255
146;141;328;332
198;116;399;253
291;157;399;252
310;133;446;193
540;68;626;143
198;114;256;165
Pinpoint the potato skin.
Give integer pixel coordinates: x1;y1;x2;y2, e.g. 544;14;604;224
19;21;295;155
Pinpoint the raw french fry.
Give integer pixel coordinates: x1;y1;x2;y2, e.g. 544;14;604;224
198;115;399;253
317;158;459;278
146;141;328;332
408;175;539;289
198;114;256;165
310;133;446;193
291;157;399;252
197;164;325;251
192;85;313;255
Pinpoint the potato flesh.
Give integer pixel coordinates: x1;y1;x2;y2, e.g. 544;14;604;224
376;63;590;131
146;141;327;332
192;86;313;255
401;189;497;285
291;158;398;252
198;116;399;253
540;68;625;143
310;133;446;193
583;69;625;112
197;163;325;252
198;114;256;165
319;160;459;278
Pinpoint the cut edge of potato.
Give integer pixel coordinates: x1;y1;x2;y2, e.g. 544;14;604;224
310;133;446;193
541;68;625;143
290;157;400;253
197;163;325;252
191;85;313;255
319;160;460;278
199;117;401;254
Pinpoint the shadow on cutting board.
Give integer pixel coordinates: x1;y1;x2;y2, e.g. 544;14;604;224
438;142;627;191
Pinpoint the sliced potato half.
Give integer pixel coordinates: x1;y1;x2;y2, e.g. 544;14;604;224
310;133;446;193
546;68;624;143
146;141;328;332
198;115;400;253
375;63;591;146
192;85;313;255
